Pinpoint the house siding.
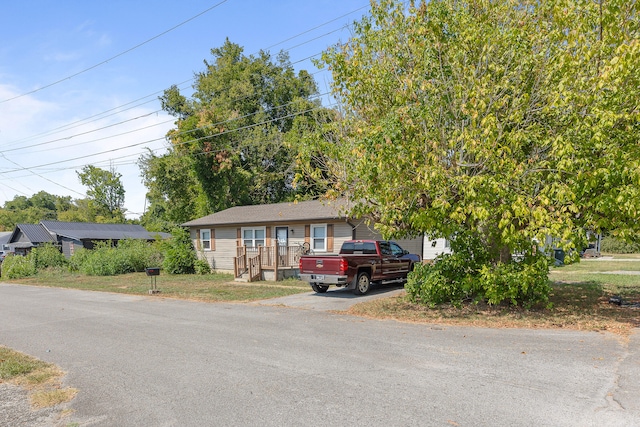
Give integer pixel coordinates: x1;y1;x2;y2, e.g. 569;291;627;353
192;221;355;273
423;238;451;260
352;221;424;259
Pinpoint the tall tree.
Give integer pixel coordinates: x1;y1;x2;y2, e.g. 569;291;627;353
77;165;126;223
314;0;640;253
304;0;640;305
141;39;324;225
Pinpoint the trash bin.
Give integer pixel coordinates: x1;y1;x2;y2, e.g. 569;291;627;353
553;249;565;264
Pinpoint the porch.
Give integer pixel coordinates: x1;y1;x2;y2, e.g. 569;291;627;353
233;244;306;282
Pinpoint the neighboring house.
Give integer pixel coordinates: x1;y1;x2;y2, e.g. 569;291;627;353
423;237;452;260
8;221;168;257
182;199;425;281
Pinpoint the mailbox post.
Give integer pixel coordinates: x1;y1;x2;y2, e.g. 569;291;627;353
145;267;160;294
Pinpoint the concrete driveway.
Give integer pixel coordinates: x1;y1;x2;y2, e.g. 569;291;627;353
1;282;639;427
254;282;406;311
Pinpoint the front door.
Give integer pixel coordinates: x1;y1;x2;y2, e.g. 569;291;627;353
275;227;288;266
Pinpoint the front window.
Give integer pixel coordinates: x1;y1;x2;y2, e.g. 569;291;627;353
200;229;212;251
242;227;266;247
311;224;327;252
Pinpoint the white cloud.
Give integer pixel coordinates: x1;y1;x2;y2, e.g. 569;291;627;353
0;84;173;218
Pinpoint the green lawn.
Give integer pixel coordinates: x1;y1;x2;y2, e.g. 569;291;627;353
551;259;640;298
5;268;311;302
349;257;640;334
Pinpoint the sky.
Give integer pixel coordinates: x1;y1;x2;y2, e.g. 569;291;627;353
0;0;370;219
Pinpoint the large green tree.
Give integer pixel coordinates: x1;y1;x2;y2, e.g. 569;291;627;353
305;0;639;305
141;39;324;226
314;0;639;256
77;165;126;223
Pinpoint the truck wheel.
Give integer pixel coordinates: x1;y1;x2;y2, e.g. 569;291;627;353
353;272;371;295
311;283;329;293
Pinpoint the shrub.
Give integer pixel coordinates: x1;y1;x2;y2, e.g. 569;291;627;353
69;240;163;276
478;255;552;308
600;236;640;254
78;242;118;276
406;232;552;308
1;254;37;279
194;259;211;275
406;255;475;307
31;244;67;269
69;248;92;272
114;239;163;273
162;228;197;274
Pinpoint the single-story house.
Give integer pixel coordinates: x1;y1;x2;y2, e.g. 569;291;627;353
8;221;168;257
182;199;430;281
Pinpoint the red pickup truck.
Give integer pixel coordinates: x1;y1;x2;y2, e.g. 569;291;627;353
298;240;421;295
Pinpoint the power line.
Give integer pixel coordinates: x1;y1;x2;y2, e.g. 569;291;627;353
0;79;193;149
1;4;365;148
0;154;85;197
0;1;229;104
0;3;368;203
1;72;331;156
0;110;169;154
2;100;335;175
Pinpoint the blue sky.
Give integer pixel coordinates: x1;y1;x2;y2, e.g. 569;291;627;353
0;0;369;218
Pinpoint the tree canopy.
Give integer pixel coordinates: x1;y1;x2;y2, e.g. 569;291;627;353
0;189;122;231
140;39;326;228
313;0;640;259
77;165;126;223
296;0;640;306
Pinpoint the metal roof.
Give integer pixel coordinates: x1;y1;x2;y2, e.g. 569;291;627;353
40;221;166;241
182;199;352;227
11;224;56;244
0;232;11;246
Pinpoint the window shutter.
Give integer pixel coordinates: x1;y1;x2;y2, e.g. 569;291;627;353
237;228;241;246
304;225;310;244
266;227;271;247
211;229;215;251
327;224;334;252
195;229;200;250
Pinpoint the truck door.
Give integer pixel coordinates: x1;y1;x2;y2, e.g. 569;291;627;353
379;241;403;278
390;242;410;273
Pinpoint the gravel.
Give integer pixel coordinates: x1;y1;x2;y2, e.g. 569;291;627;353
0;383;63;427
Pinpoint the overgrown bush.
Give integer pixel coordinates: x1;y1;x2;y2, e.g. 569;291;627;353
162;228;197;274
406;232;552;308
114;239;163;272
478;255;552;308
68;248;91;272
194;259;211;275
600;236;640;254
31;244;67;269
69;240;163;276
1;254;37;279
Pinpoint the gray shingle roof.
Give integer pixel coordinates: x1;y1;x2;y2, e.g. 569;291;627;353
40;221;164;241
182;199;351;227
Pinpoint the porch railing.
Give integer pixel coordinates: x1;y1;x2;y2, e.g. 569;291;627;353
233;244;302;281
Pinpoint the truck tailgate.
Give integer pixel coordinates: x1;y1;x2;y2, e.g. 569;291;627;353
299;256;344;275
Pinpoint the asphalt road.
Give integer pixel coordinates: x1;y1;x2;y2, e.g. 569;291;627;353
1;282;639;427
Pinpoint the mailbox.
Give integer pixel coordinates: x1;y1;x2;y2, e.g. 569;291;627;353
145;267;160;276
